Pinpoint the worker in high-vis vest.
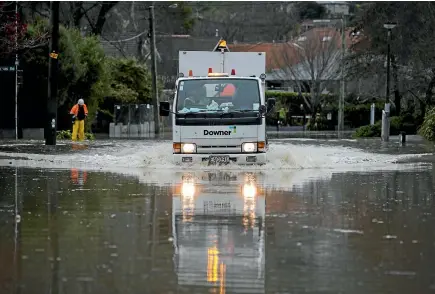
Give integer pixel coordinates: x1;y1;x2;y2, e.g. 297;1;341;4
70;99;88;141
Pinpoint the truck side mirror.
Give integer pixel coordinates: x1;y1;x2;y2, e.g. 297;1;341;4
159;101;170;116
267;98;276;113
259;105;267;115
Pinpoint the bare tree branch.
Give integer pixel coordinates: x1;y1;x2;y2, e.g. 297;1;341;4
0;2;49;57
271;28;341;114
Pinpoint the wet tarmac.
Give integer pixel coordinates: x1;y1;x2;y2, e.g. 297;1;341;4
0;138;435;293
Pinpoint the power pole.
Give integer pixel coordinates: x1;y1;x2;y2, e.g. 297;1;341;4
338;15;346;135
149;6;160;135
45;1;59;145
14;1;18;140
381;23;396;142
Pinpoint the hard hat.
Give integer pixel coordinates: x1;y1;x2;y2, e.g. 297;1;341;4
78;99;84;105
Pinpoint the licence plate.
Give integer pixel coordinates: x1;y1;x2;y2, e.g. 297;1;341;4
209;155;230;164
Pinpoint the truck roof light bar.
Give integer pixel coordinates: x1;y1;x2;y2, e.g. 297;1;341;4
208;73;229;77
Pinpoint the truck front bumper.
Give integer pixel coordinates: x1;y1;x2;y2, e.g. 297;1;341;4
174;153;267;165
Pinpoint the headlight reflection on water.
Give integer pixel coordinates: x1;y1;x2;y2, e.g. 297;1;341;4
242;183;257;199
181;182;195;198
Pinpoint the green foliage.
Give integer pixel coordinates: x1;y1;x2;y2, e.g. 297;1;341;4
295;2;327;20
307;114;329;131
266;91;336;114
418;107;435;141
106;57;152;103
22;19;155;132
353;123;381;138
353;115;418;138
57;130;95;140
23;19;109;130
266;91;383;127
342;102;384;128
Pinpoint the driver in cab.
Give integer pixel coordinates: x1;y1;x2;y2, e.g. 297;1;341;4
183;85;206;108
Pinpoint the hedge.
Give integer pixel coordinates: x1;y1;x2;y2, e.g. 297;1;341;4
353;115;417;138
418;107;435;141
265;91;386;128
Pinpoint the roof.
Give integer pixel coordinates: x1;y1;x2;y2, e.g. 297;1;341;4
229;42;299;72
229;27;363;74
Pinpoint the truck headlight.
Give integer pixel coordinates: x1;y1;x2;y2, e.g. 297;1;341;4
182;143;196;153
242;142;257;153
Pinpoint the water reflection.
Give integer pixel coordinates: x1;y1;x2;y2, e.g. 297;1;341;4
1;167;435;293
172;171;265;293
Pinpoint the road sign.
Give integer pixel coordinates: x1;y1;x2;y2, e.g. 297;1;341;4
49;51;59;59
212;38;230;52
0;66;15;72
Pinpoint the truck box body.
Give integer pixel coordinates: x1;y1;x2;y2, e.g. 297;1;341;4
178;51;266;78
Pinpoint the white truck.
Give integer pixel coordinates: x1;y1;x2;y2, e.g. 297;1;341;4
159;40;276;165
172;171;265;292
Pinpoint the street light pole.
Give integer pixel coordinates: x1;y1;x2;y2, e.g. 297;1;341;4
381;23;396;142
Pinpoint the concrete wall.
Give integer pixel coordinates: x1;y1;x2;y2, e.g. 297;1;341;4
0;129;14;139
0;128;45;140
23;128;44;140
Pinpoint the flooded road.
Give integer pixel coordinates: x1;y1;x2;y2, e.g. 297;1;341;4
1;138;435;293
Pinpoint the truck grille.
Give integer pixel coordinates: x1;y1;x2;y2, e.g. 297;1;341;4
197;145;239;148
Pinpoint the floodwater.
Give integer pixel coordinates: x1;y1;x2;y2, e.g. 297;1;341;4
1;137;435;293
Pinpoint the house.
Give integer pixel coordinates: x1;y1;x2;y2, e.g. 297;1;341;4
229;27;363;93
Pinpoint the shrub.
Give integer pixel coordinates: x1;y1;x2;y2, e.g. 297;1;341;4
418;107;435;141
56;130;95;141
353;123;381;138
353;115;417;138
307;114;329;131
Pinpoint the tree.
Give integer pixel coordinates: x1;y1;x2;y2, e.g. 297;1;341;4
190;2;299;42
346;2;435;116
0;2;48;56
106;57;152;103
95;57;154;128
272;28;342;116
20;19;110;130
295;2;326;20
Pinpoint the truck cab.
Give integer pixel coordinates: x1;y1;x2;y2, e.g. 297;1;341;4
160;48;275;165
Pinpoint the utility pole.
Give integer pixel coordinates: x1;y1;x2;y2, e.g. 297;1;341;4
45;1;59;145
149;6;160;135
381;23;396;142
338;15;346;135
14;1;18;140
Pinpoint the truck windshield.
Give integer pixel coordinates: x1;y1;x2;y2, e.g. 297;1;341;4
176;79;261;113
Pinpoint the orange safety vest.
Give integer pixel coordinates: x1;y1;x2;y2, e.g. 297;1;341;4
70;104;88;116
